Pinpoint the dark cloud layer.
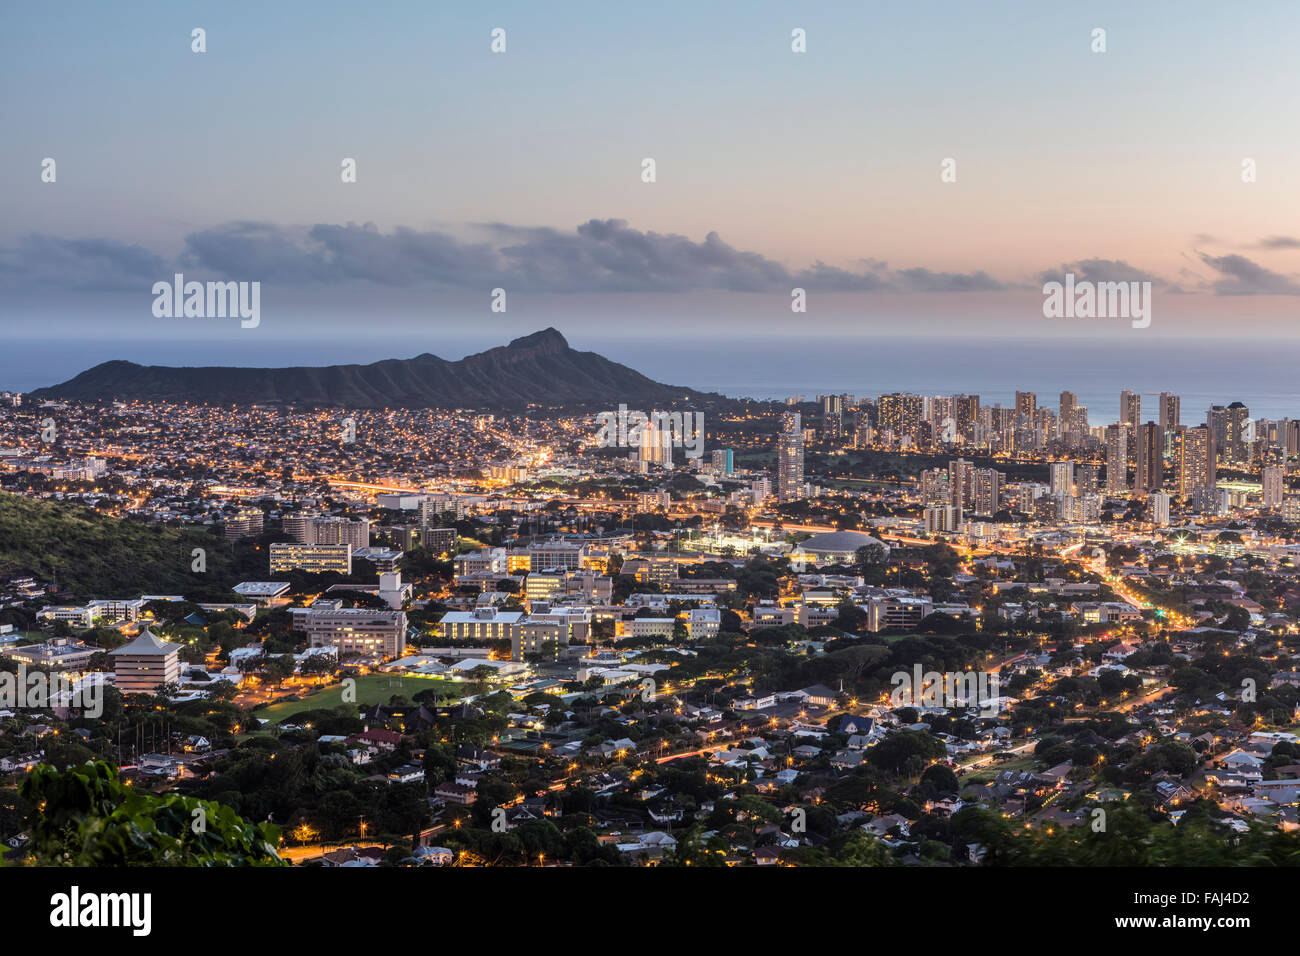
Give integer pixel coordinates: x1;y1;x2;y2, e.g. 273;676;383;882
0;219;1011;295
6;219;1296;298
0;235;169;292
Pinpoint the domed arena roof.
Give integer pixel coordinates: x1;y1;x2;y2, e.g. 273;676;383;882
798;530;889;559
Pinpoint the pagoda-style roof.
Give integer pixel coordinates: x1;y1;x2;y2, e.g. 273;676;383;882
109;627;184;656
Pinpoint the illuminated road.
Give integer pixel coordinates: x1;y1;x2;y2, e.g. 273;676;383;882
961;739;1037;770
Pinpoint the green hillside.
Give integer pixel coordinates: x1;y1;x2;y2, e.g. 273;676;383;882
0;491;259;601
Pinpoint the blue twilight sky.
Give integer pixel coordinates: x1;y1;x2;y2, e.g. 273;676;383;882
3;0;1300;376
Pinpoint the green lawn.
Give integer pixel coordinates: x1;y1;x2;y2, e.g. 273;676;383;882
255;674;461;724
963;755;1039;785
8;631;49;644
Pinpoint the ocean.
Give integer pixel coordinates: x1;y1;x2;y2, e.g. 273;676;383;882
2;332;1297;423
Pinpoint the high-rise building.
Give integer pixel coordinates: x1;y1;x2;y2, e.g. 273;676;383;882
1158;392;1180;430
1262;464;1284;508
1120;390;1141;428
878;393;924;446
972;468;1003;516
1015;391;1037;422
1286;420;1300;459
822;395;844;440
1058;392;1080;445
777;412;805;502
931;395;957;444
924;505;962;533
948;458;974;510
1076;463;1100;496
852;413;874;449
1226;402;1250;463
953;394;980;442
1073;405;1089;434
1148;491;1171;526
710;448;734;474
640;419;673;466
1174;425;1215;499
1049;460;1074;497
1105;424;1128;493
1059;392;1077;426
1016;483;1047;513
1135;422;1164;491
920;468;951;507
1206;406;1228;461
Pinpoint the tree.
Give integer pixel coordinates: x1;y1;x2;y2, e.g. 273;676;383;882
919;763;960;795
20;761;284;866
826;830;892;866
855;544;887;569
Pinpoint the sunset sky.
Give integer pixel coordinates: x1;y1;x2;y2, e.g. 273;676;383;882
4;0;1300;356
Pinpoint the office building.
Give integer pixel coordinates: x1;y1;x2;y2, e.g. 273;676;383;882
110;628;183;694
524;540;587;572
269;542;353;574
292;606;408;659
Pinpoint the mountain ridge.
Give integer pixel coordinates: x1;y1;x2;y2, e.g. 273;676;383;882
29;328;713;408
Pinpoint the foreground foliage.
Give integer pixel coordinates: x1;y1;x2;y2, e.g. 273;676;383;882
19;761;285;867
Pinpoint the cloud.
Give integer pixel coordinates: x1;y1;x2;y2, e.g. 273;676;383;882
1255;235;1300;249
0;235;169;292
1035;258;1169;288
0;219;1013;295
892;267;1008;292
1195;252;1300;295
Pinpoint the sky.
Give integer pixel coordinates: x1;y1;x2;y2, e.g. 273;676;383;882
3;0;1300;371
